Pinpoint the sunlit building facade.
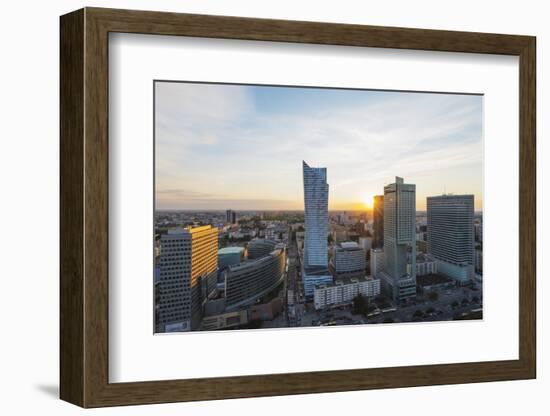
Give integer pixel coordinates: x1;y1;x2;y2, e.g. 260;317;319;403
157;225;218;332
373;195;384;249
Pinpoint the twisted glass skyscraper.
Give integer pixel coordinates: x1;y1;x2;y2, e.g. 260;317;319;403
303;161;329;268
302;161;332;297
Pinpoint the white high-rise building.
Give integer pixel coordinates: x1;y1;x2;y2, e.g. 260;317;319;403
427;194;475;284
313;276;381;310
380;176;417;301
331;241;366;279
358;236;373;252
414;253;438;276
302;161;332;298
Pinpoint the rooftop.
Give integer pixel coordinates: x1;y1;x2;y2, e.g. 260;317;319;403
228;248;284;271
416;253;436;263
188;225;214;234
416;273;453;286
317;275;377;289
304;265;331;276
427;194;474;200
218;246;245;255
167;225;215;235
339;241;359;250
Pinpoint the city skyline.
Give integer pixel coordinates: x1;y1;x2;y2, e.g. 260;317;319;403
155;179;483;332
156;82;483;211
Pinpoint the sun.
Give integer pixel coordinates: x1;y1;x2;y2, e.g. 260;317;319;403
362;195;374;209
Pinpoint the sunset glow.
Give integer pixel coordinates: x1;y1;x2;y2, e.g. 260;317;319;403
155;82;483;211
362;195;375;210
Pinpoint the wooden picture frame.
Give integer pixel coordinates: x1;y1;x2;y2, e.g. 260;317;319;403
60;7;536;408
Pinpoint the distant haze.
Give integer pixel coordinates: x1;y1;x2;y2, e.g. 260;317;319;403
155;82;483;211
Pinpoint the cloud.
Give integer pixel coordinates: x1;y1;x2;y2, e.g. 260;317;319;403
155;83;483;210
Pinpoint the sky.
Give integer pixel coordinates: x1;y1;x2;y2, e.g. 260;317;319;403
155;81;483;211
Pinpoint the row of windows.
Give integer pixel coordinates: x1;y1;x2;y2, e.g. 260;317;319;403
226;253;286;306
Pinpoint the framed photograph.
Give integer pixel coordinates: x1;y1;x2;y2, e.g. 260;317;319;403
60;7;536;408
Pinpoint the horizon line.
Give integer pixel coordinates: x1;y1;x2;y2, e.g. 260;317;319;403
155;208;484;213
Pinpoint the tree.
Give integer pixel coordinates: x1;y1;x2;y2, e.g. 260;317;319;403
427;291;439;301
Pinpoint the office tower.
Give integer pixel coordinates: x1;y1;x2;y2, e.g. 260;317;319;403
474;217;483;243
370;248;385;278
475;248;483;274
303;161;329;268
158;225;218;332
415;253;438;276
380;177;417;301
331;241;367;279
247;239;278;259
358;236;373;252
337;211;352;225
217;246;245;270
355;221;368;236
427;194;475;284
226;209;237;224
416;239;428;254
373;195;384;248
330;224;349;243
302;161;332;298
224;245;286;311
